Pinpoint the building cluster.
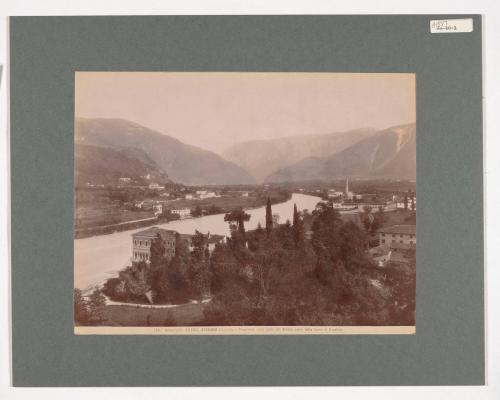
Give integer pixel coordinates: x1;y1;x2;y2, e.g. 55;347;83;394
369;224;416;267
321;178;416;214
185;190;220;200
324;178;393;212
134;199;192;219
321;178;417;268
131;227;225;264
135;199;164;216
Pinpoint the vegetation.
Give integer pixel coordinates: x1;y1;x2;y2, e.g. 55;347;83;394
98;199;415;327
73;287;107;325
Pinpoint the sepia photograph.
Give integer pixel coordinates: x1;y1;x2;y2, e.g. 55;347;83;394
73;72;416;334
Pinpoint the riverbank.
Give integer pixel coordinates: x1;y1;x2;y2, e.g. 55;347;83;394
75;216;160;238
74;193;322;290
75;191;292;239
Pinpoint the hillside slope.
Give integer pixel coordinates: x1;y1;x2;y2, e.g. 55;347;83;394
76;118;256;185
222;128;375;182
265;123;416;182
75;144;170;187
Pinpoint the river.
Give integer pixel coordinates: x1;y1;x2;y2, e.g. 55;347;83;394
74;193;322;290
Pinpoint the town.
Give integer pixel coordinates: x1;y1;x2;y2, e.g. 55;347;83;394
75;176;291;238
128;177;416;270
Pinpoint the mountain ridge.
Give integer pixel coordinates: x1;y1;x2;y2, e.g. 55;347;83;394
222;128;376;182
75;143;170;187
265;123;416;183
75;118;256;185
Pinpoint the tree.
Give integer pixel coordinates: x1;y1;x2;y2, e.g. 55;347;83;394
311;203;342;263
404;193;408;210
88;287;107;322
74;288;89;324
207;204;223;215
265;197;273;235
165;233;193;301
190;230;212;298
371;207;386;233
272;214;280;227
224;208;251;236
292;203;304;247
150;233;166;268
278;220;294;250
292;203;299;226
160;209;180;222
361;206;373;232
191;230;208;262
151;267;171;303
191;205;203;217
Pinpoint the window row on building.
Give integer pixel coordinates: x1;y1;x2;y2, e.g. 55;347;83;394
134;252;150;261
133;239;175;247
381;239;415;245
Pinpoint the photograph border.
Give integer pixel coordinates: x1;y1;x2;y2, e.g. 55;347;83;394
73;70;417;335
10;15;483;386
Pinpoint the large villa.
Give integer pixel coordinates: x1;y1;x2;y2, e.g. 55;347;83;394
131;227;225;265
131;227;177;263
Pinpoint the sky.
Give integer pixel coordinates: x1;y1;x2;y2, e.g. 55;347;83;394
75;72;416;154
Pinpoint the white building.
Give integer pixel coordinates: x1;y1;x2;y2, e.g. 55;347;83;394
171;208;191;219
185;194;194;200
328;190;344;198
396;197;417;209
153;203;163;216
200;191;217;199
149;182;164;190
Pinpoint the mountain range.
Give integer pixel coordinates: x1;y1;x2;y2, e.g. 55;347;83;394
75;118;255;185
264;123;416;182
222;128;376;182
75;118;415;187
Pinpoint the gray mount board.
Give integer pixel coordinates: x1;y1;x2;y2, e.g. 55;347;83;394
10;15;484;386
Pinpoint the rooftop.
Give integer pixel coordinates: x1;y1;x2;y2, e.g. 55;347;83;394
132;227;177;238
378;224;416;235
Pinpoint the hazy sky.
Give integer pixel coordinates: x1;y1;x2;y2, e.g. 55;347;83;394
75;72;415;154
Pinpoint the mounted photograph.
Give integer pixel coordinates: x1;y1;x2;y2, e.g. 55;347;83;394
73;72;416;334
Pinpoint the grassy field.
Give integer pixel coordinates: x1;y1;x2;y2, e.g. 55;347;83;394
76;209;155;228
102;302;207;327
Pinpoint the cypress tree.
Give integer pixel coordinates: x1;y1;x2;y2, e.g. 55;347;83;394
265;197;273;235
293;203;299;226
292;203;304;247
